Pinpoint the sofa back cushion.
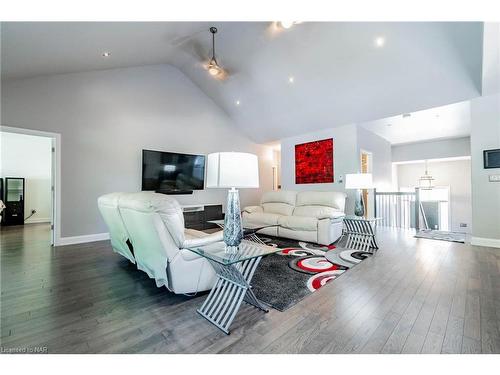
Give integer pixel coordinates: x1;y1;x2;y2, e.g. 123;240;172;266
296;191;346;211
261;190;297;216
293;205;344;219
97;192;135;263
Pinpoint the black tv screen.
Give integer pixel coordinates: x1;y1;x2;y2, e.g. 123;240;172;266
142;150;205;193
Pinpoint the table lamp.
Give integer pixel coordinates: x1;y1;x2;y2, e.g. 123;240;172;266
345;173;373;217
206;152;259;248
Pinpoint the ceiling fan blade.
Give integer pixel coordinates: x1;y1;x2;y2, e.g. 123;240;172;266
178;39;209;63
169;29;207;47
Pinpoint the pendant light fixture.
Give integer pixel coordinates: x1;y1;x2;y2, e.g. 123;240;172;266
207;27;222;77
418;160;435;190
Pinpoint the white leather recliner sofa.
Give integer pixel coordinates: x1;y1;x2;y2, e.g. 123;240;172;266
98;192;136;263
243;190;346;245
98;192;223;294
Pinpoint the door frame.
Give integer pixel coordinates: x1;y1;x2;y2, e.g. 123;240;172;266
360;149;373;216
1;125;61;246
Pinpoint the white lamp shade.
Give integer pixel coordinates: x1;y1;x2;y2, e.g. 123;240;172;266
206;152;260;188
345;173;374;189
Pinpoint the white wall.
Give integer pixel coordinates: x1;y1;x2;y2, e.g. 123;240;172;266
280;124;358;213
392;137;471;162
481;23;500;96
280;124;393;214
396;159;472;233
1;64;274;239
470;93;500;247
357;126;393;190
0;132;52;223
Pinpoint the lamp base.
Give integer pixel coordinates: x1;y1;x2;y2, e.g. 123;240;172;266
223;188;243;247
354;189;365;217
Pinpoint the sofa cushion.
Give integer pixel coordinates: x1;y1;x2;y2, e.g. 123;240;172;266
260;190;296;216
244;212;281;226
293;206;345;219
278;215;318;231
244;205;263;214
262;202;294;216
296;191;346;211
261;190;297;206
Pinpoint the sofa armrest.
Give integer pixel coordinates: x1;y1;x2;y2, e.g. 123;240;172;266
243;205;263;214
181;230;223;249
318;212;345;220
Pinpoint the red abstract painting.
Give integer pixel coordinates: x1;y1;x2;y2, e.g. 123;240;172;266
295;138;334;184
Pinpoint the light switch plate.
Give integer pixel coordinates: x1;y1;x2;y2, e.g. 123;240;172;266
489;174;500;182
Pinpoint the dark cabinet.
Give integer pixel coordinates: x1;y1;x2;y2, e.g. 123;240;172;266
183;204;223;230
3;178;25;226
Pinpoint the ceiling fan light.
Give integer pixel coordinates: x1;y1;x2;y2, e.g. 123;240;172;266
208;66;220;76
279;21;295;29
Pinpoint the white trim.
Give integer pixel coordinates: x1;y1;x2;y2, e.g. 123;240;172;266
393;156;471;165
25;218;51;224
471;236;500;248
57;232;110;246
0;125;61;247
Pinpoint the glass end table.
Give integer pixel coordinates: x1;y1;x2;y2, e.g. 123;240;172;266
207;219;278;246
186;240;281;334
341;216;382;252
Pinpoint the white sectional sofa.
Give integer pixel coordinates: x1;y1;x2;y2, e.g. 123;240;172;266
243;190;346;245
98;192;223;294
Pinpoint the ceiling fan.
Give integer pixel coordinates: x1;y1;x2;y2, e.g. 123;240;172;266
172;26;232;81
205;27;226;79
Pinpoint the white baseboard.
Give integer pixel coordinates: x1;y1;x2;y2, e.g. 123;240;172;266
25;218;51;224
471;236;500;249
57;232;110;246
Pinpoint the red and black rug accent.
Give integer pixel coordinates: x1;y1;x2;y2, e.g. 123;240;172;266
250;235;372;311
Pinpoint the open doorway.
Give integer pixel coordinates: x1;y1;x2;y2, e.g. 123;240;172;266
0;126;60;246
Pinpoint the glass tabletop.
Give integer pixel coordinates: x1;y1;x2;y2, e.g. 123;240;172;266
207;219;277;231
343;215;382;221
186;240;281;265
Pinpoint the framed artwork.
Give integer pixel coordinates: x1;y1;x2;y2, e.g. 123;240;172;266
295;138;334;184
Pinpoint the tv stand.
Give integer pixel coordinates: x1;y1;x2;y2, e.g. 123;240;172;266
156;189;193;195
181;204;223;231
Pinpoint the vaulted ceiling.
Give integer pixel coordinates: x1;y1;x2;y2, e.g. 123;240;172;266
1;22;484;143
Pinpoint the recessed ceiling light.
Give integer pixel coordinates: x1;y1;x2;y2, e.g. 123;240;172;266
288;76;295;83
374;37;385;47
102;52;111;57
235;100;241;106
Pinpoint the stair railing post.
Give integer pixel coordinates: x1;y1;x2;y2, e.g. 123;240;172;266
415;187;420;231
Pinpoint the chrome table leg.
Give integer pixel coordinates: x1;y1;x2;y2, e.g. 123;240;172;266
197;256;267;334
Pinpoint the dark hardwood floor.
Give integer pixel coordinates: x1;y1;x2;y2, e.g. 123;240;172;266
1;223;499;354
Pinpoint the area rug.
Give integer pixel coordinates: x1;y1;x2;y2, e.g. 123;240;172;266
414;229;466;243
250;235;372;311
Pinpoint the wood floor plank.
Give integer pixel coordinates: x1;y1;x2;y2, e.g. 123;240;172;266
1;223;499;354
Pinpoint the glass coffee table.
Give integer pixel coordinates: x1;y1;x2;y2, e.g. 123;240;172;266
207;219;277;245
186;240;281;334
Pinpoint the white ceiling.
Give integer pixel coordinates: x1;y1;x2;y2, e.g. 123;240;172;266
1;22;484;143
359;100;471;145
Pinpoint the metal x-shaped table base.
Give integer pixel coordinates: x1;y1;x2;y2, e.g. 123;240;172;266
197;256;268;334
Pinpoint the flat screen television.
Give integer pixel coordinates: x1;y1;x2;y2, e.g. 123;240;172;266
142;149;205;194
